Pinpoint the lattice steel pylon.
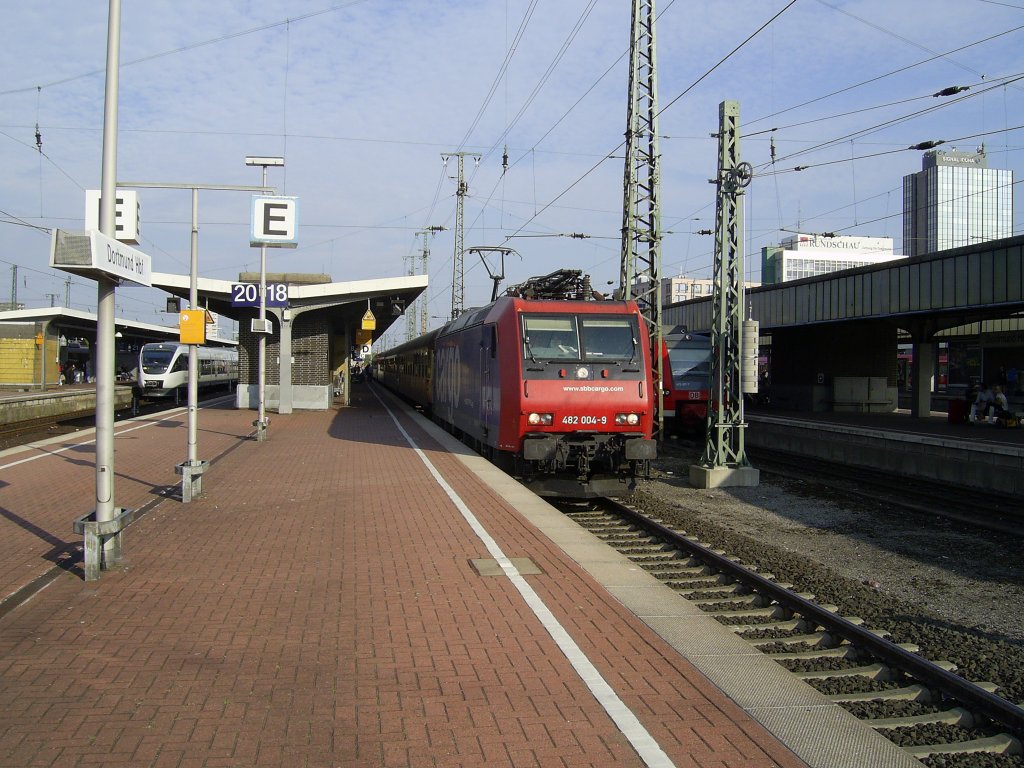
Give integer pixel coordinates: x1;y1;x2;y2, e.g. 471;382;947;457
404;251;417;342
619;0;664;440
693;100;758;488
415;225;445;336
443;152;480;321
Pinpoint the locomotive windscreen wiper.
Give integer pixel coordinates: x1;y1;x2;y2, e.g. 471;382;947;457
523;335;539;363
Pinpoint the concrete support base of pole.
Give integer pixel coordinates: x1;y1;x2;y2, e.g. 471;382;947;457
688;464;760;489
176;460;208;503
73;508;136;582
252;418;269;442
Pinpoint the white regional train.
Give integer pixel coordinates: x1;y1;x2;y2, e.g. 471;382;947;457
135;342;239;399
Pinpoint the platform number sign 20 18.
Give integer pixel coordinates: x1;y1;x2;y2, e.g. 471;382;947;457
230;283;288;308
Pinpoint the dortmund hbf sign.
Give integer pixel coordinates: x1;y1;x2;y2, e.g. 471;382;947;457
49;229;152;287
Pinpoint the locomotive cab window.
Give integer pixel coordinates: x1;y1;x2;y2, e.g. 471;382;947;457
579;317;638;360
522;316;579;360
522;314;640;362
668;345;711;386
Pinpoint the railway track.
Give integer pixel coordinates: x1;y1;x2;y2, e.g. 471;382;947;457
664;436;1024;536
0;391;232;452
751;448;1024;535
0;411;94;445
559;496;1024;767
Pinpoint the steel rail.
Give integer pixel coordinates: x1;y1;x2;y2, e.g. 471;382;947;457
609;498;1024;735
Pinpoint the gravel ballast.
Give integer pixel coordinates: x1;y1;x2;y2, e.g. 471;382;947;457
628;446;1024;706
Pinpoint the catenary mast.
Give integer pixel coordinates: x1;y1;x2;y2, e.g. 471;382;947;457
443;152;480;321
415;225;444;335
619;0;664;440
690;100;759;489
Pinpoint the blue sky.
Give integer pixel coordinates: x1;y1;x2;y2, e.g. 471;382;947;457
1;0;1021;340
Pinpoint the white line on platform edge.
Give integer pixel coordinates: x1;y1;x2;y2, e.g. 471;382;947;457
374;389;675;768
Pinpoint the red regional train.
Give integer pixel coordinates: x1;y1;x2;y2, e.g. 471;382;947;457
374;288;657;498
662;327;712;433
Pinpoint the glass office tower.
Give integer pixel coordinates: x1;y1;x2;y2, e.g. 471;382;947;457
902;148;1013;257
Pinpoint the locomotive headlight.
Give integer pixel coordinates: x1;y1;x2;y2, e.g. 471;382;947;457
615;413;641;426
575;367;589;379
528;412;553;426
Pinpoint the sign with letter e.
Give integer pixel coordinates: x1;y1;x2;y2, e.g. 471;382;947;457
250;196;299;248
85;189;141;245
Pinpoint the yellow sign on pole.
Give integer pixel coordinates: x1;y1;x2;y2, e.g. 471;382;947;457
361;309;376;331
179;310;206;345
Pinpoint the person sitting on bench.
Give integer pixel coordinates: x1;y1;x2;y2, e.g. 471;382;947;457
994;385;1010;419
970;383;995;422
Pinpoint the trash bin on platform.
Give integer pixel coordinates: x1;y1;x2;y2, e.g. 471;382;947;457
948;398;968;424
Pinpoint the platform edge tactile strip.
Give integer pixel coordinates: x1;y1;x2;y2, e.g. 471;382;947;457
751;706;924;768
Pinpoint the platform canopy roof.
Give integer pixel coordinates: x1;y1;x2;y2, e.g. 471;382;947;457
150;272;428;340
0;307;234;344
665;234;1024;336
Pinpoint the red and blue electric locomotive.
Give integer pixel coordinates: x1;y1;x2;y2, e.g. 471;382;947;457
375;273;656;497
662;327;712;432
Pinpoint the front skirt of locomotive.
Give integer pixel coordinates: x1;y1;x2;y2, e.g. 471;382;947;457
519;432;656;498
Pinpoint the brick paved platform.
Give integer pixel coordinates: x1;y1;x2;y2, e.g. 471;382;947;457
0;387;806;767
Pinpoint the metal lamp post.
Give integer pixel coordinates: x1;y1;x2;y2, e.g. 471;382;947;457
245;156;285;442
